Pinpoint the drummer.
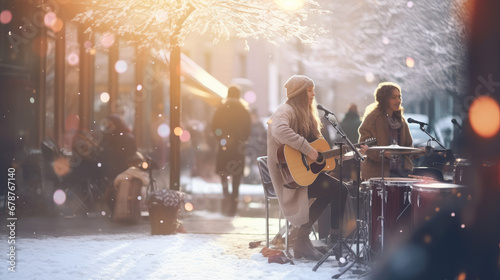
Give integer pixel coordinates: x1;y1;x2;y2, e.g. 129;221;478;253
358;82;414;180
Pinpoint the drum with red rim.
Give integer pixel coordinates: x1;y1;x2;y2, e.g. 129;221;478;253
369;177;422;252
410;183;469;230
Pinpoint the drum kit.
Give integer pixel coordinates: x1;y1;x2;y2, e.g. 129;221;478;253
360;144;472;258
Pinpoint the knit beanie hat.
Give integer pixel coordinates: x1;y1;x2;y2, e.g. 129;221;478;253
284;75;315;99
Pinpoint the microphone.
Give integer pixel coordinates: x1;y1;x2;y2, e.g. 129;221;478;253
407;117;428;126
451;118;462;130
317;104;334;115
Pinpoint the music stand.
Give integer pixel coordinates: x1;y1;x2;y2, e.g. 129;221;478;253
313;113;367;278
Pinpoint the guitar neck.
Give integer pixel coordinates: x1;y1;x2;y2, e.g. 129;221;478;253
321;143;363;160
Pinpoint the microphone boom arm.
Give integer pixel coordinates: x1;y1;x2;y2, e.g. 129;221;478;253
323;111;364;162
417;124;447;150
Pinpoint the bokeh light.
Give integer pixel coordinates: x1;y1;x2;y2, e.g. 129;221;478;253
365;72;375;83
244;91;257;103
84;41;93;49
115;60;128;73
67;52;79;66
382;37;390;45
469;96;500;138
44;12;57;27
53;189;66;205
30;97;35;104
180;130;191;142
157;124;170;138
155;10;169;23
407;1;414;8
220;139;227;146
0;10;12;24
100;32;115;48
274;0;306;11
215;128;222;137
100;92;110;103
53;156;71;177
184;202;194;212
174;127;183;136
406;57;415;68
137;84;143;91
141;162;148;170
51;18;63;33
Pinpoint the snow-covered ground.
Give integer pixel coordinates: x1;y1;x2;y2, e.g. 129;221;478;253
1;176;370;279
1;230;368;280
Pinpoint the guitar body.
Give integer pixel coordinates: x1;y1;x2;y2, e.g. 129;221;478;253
277;137;377;189
277;139;336;189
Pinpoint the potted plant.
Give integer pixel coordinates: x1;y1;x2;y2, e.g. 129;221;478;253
146;189;184;235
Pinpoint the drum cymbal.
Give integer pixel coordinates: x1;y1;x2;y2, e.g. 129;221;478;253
386;148;426;155
368;144;422;153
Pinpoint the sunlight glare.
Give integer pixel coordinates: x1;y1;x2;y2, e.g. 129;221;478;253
274;0;306;11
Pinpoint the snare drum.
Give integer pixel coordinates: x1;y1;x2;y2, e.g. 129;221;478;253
369;177;422;252
411;183;469;229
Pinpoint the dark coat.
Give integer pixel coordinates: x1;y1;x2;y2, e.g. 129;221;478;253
212;98;251;177
358;109;413;180
99;115;137;180
340;111;362;144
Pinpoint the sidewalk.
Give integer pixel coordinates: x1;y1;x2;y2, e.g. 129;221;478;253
8;210;285;259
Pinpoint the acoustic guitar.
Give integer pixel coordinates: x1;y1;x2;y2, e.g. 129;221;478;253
277;138;377;189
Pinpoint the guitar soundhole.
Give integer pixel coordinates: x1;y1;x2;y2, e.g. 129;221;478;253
310;162;326;174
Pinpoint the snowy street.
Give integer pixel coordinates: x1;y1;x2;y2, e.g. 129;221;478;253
1;211;367;280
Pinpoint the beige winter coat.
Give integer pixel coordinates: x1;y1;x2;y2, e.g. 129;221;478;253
358;108;413;180
266;104;317;227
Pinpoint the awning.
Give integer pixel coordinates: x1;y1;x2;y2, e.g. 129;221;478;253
156;50;228;106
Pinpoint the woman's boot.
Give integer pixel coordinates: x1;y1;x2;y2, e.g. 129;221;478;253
293;227;323;261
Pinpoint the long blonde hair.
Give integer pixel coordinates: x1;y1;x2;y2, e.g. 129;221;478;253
286;89;322;140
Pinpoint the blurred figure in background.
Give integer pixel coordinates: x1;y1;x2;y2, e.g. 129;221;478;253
99;114;138;211
339;103;362;180
99;114;138;181
245;108;267;184
212;85;251;216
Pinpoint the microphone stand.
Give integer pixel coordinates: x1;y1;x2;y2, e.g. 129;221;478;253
417;124;446;150
313;112;367;278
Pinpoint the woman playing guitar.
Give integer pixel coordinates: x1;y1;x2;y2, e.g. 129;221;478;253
266;75;368;261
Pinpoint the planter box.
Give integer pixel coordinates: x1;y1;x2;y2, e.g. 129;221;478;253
148;203;180;235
